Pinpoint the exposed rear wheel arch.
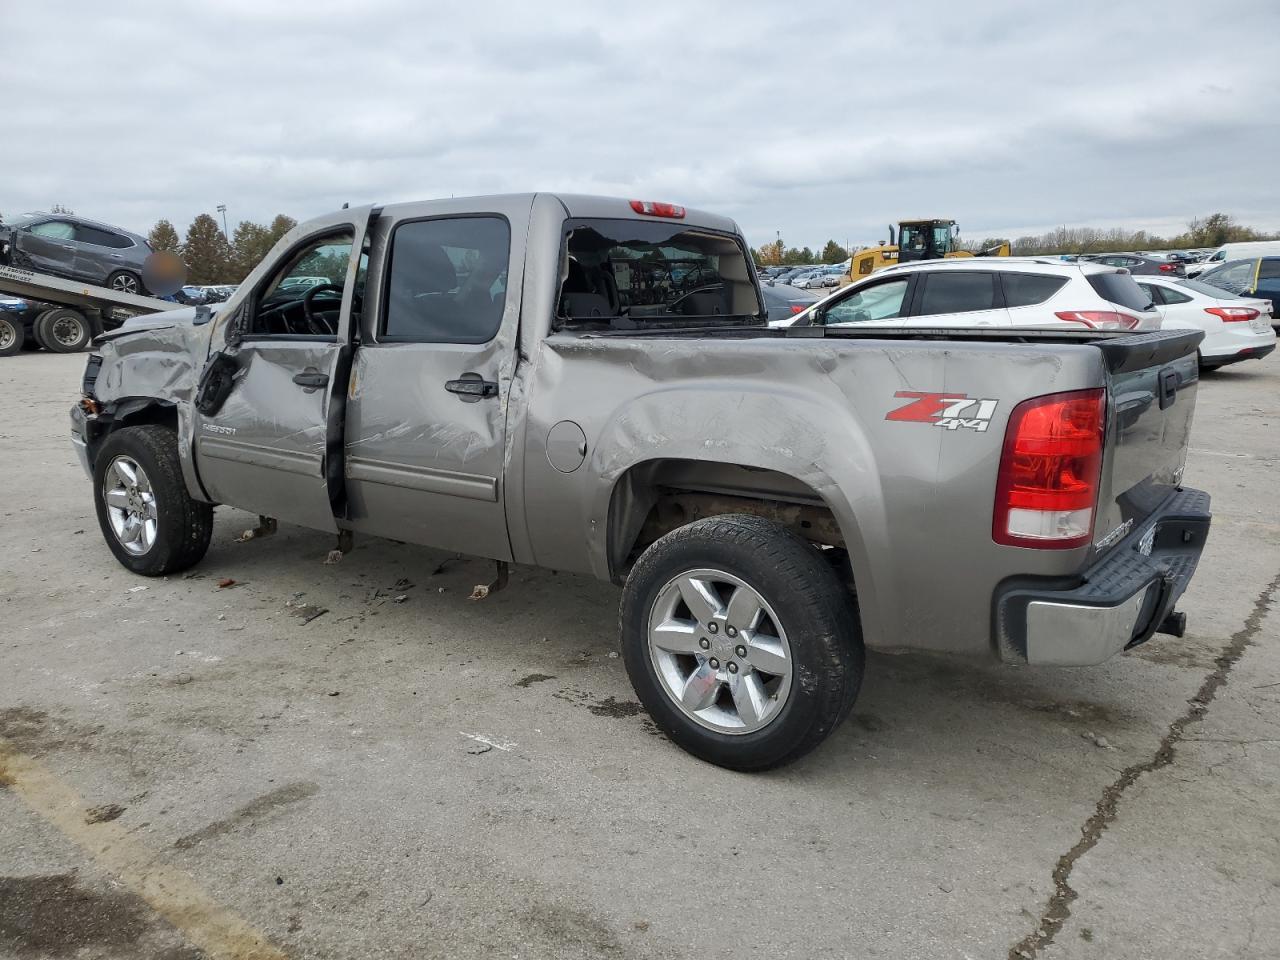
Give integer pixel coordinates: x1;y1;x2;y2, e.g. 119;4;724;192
607;458;851;582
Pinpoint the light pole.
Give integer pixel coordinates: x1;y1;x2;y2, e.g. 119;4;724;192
216;204;228;238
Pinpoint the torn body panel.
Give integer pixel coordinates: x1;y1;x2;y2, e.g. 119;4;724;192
84;308;212;503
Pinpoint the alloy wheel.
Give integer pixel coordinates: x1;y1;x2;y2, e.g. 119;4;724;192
103;456;158;555
646;567;793;734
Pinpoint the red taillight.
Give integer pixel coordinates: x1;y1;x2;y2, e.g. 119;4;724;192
629;200;686;219
1159;263;1176;272
1205;306;1259;322
993;389;1106;549
790;304;805;314
1054;310;1142;330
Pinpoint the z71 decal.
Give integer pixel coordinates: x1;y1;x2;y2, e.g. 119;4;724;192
885;391;999;432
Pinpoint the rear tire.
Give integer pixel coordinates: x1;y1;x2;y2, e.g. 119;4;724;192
29;308;57;349
36;307;93;353
93;425;214;576
107;270;145;296
0;316;23;356
620;514;863;771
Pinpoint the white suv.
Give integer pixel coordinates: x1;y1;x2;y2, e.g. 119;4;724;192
776;258;1162;332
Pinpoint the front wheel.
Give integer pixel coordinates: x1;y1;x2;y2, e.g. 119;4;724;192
620;514;863;771
93;425;214;576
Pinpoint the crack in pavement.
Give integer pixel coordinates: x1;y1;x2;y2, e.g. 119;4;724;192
1007;571;1280;960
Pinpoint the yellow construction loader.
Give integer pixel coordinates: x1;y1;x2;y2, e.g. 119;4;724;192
843;219;1010;284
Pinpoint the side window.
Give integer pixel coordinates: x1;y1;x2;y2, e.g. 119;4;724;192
75;225;132;248
1003;272;1068;308
1257;259;1280;280
28;220;75;240
249;232;354;337
917;272;996;315
821;278;909;325
1137;282;1161;305
1158;286;1192;305
382;217;510;343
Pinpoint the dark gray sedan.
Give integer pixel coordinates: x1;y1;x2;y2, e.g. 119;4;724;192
1085;253;1186;277
761;282;819;322
0;212;152;293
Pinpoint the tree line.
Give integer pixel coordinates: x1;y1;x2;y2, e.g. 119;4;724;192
755;213;1277;266
970;213;1278;257
146;213;299;286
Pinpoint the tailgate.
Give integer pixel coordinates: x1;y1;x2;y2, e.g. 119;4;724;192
1091;330;1203;555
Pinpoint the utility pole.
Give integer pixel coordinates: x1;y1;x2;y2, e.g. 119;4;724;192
216;204;228;238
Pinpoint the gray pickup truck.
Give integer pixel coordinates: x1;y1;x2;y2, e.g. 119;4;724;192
71;194;1211;770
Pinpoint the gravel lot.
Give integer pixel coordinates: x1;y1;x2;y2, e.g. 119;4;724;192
1;350;1277;960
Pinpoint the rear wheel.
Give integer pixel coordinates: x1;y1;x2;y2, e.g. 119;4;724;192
0;316;23;356
36;307;93;353
93;425;213;576
620;514;863;771
107;270;144;295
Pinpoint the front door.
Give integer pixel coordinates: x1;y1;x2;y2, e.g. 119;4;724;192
20;220;79;276
193;207;374;532
344;200;527;561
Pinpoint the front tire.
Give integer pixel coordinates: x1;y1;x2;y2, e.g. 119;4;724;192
620;514;863;771
93;425;213;576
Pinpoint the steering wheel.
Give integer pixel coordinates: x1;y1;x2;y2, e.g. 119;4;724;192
302;283;343;334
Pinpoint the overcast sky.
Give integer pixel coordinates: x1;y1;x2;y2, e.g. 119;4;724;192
3;1;1277;251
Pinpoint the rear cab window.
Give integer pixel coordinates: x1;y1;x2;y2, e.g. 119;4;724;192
1086;271;1153;312
556;219;761;328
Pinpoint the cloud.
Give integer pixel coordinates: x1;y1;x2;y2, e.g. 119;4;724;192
2;0;1277;250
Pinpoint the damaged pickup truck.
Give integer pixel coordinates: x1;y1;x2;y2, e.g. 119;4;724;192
71;194;1211;770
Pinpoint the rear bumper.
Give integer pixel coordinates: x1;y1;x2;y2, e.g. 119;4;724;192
1202;341;1275;367
995;487;1211;666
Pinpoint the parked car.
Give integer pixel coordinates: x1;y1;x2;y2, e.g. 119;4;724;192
1195;257;1280;330
72;194;1210;771
1185;240;1280;278
1134;276;1275;369
776;258;1162;331
792;272;839;289
0;212;152;294
760;282;819;322
1087;253;1185;277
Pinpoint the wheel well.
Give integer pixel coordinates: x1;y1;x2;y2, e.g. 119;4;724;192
607;459;848;582
86;399;177;466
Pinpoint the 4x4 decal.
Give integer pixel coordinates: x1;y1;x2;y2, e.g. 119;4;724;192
886;391;999;432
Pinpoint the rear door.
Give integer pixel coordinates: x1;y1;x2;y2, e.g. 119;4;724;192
907;270;1009;327
192;206;374;532
342;198;528;561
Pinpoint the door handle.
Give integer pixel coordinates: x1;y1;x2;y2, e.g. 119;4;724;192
445;374;498;402
292;371;330;390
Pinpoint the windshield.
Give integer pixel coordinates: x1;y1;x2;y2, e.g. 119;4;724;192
558;219;762;327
